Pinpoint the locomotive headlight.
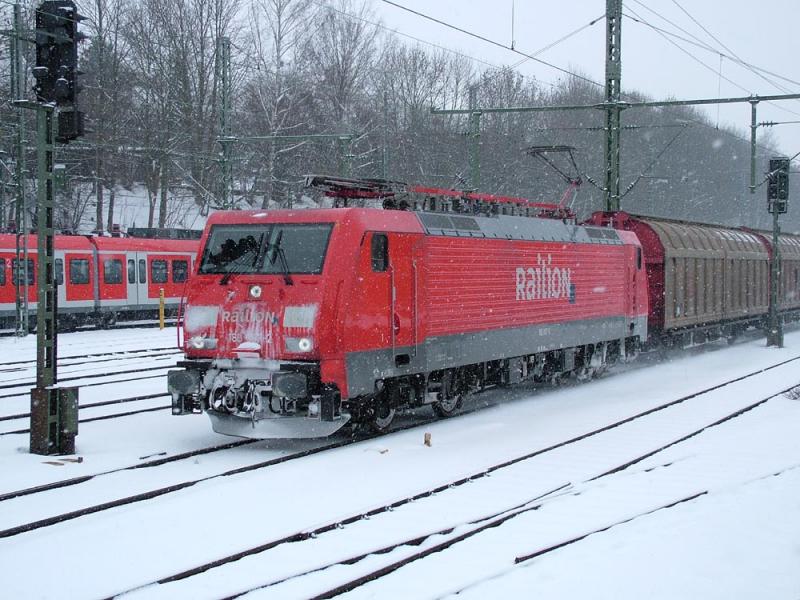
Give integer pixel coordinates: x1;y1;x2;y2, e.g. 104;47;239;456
249;285;262;299
285;336;313;353
189;335;217;350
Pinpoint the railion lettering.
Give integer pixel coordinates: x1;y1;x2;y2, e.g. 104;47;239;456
515;254;573;301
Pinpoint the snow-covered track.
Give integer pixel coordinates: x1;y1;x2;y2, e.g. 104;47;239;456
0;372;167;400
0;320;178;339
105;373;800;599
0;395;172;436
0;392;169;425
0;437;354;540
3;354;799;549
220;385;797;600
0;347;180;373
0;364;173;394
0;436;258;503
302;390;793;600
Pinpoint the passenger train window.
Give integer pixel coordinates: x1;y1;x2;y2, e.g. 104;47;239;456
128;259;136;284
69;259;90;284
151;260;168;283
0;258;5;285
172;260;188;283
12;258;35;285
138;259;147;284
371;234;388;272
636;247;642;270
55;259;64;286
103;258;123;284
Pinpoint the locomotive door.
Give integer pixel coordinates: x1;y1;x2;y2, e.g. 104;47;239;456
388;233;417;365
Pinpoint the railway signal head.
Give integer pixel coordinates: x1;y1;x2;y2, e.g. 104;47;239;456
767;157;790;213
34;0;85;109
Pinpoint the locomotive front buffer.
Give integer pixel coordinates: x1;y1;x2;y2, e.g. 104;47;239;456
168;360;349;439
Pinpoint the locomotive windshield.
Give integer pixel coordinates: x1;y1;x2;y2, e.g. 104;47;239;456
198;223;333;275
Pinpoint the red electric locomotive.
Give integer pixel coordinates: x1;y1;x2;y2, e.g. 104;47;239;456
169;185;648;438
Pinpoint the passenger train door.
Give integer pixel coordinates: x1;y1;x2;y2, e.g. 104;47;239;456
134;252;149;309
126;254;139;308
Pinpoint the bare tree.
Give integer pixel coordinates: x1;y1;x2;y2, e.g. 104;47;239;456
80;0;133;231
305;0;379;128
244;0;316;208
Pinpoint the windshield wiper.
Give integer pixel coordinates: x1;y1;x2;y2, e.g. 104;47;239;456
219;256;254;285
267;230;293;286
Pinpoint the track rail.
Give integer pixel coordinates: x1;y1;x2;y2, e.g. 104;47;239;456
0;320;178;339
0;392;169;424
0;373;166;400
103;372;800;599
0;403;171;436
0;349;180;375
0;365;173;396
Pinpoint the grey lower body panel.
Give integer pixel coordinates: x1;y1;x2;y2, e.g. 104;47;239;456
345;315;647;397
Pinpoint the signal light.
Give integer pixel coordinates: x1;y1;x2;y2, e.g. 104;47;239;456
767;157;790;214
34;1;85;143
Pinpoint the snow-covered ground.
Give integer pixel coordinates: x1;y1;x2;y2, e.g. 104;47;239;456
0;327;798;599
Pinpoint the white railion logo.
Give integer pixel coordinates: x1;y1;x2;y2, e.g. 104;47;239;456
516;254;573;301
221;308;278;324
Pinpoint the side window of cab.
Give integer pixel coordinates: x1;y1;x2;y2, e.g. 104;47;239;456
371;233;388;272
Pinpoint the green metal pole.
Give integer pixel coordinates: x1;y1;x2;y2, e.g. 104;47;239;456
749;101;758;194
337;137;352;178
382;91;388;180
35;106;56;390
468;85;481;192
12;2;28;336
604;0;622;212
431;92;800;116
217;36;233;209
767;206;783;347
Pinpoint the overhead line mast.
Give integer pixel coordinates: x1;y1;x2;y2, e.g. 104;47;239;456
604;0;623;212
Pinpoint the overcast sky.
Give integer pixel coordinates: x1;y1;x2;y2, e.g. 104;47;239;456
370;0;800;161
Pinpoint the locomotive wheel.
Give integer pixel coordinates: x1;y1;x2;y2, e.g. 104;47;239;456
368;400;396;434
432;392;462;417
432;370;464;417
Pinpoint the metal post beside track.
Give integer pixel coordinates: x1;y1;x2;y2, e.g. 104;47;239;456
159;288;165;330
766;157;789;348
16;101;78;455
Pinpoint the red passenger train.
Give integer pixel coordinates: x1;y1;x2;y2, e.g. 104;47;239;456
0;233;198;331
169;186;649;438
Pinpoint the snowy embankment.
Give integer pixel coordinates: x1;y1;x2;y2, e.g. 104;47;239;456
0;327;798;599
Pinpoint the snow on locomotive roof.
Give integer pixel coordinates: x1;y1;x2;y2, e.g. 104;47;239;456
416;211;622;245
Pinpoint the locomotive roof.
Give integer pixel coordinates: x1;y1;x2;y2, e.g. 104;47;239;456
205;208;425;234
204;208;632;246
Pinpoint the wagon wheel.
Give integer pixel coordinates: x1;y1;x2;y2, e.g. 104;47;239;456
432;370;464;418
